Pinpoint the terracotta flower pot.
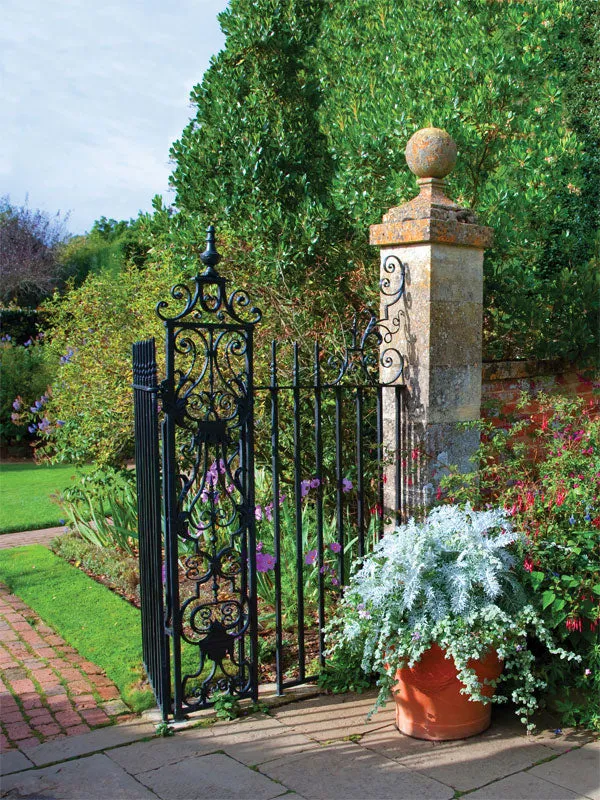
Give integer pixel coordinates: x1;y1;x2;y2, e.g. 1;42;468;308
392;643;503;741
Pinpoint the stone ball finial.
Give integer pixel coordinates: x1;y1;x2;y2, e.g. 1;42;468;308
405;128;457;179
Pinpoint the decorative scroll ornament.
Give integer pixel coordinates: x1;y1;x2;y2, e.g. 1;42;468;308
156;226;262;326
321;253;406;387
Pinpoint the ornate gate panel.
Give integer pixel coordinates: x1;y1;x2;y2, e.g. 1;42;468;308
135;226;261;719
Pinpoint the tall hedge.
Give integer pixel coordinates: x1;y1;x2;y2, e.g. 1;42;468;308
170;0;599;362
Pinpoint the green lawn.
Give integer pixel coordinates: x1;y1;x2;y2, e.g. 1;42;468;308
0;462;85;533
0;545;154;712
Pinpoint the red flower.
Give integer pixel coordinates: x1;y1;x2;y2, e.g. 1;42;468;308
525;492;535;509
565;617;583;633
523;556;534;573
555;490;567;507
592;517;600;529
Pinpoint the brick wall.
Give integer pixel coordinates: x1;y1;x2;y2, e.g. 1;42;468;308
481;360;598;422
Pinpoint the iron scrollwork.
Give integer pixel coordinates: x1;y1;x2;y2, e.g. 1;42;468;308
158;226;261;714
321;254;406;387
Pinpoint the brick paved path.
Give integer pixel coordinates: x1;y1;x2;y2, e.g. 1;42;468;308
0;583;130;754
0;526;66;550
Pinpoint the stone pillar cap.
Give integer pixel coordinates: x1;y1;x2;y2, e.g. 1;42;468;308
405;127;457;179
370;126;493;249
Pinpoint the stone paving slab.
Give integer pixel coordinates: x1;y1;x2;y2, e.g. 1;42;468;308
259;739;455;799
529;741;600;800
2;692;598;800
392;730;555;792
136;752;286;799
106;727;218;774
0;526;66;550
0;752;158;799
0;748;33;776
271;690;395;741
24;718;156;766
0;582;129;755
466;770;586;799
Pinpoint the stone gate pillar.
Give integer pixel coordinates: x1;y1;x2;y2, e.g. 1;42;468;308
370;128;493;520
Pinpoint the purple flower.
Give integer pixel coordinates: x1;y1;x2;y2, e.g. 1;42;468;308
331;577;339;586
59;518;65;525
255;505;263;522
256;551;277;573
411;631;421;641
300;479;311;498
305;549;317;566
12;398;22;411
320;565;327;574
342;478;353;493
310;478;321;489
357;603;371;620
569;516;576;525
56;420;65;427
257;541;263;551
38;418;51;432
28;424;37;433
60;347;75;364
329;542;342;553
279;493;286;506
23;338;32;347
11;413;20;423
264;503;273;522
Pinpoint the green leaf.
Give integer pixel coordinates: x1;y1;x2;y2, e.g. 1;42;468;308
530;571;545;590
542;591;556;610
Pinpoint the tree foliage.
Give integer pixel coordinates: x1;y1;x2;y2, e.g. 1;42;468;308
0;197;71;307
170;0;599;361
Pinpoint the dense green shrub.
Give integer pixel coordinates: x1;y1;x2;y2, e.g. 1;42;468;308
441;392;600;730
170;0;599;362
0;334;53;445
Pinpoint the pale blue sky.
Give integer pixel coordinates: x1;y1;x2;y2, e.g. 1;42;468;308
1;0;227;233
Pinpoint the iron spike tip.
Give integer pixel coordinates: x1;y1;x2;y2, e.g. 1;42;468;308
199;224;222;274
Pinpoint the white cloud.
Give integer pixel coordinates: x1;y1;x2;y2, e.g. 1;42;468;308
1;0;227;232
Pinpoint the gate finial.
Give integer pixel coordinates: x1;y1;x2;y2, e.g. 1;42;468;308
200;225;222;276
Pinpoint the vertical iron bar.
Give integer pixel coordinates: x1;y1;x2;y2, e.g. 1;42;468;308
314;341;325;664
334;386;344;587
292;343;306;679
376;385;384;542
163;322;183;719
270;341;284;695
395;385;402;526
245;331;259;702
356;387;365;557
133;338;169;719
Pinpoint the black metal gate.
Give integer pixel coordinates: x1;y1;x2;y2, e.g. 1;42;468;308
134;227;261;720
134;229;407;718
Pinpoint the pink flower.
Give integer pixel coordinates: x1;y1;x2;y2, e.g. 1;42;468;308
329;542;342;554
523;556;534;573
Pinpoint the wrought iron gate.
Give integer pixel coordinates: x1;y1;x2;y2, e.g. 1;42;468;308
134;227;261;720
134;228;408;719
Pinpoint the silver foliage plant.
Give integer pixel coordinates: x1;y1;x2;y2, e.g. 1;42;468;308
325;504;578;730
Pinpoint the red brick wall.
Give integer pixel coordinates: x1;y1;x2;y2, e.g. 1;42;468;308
481;361;599;422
